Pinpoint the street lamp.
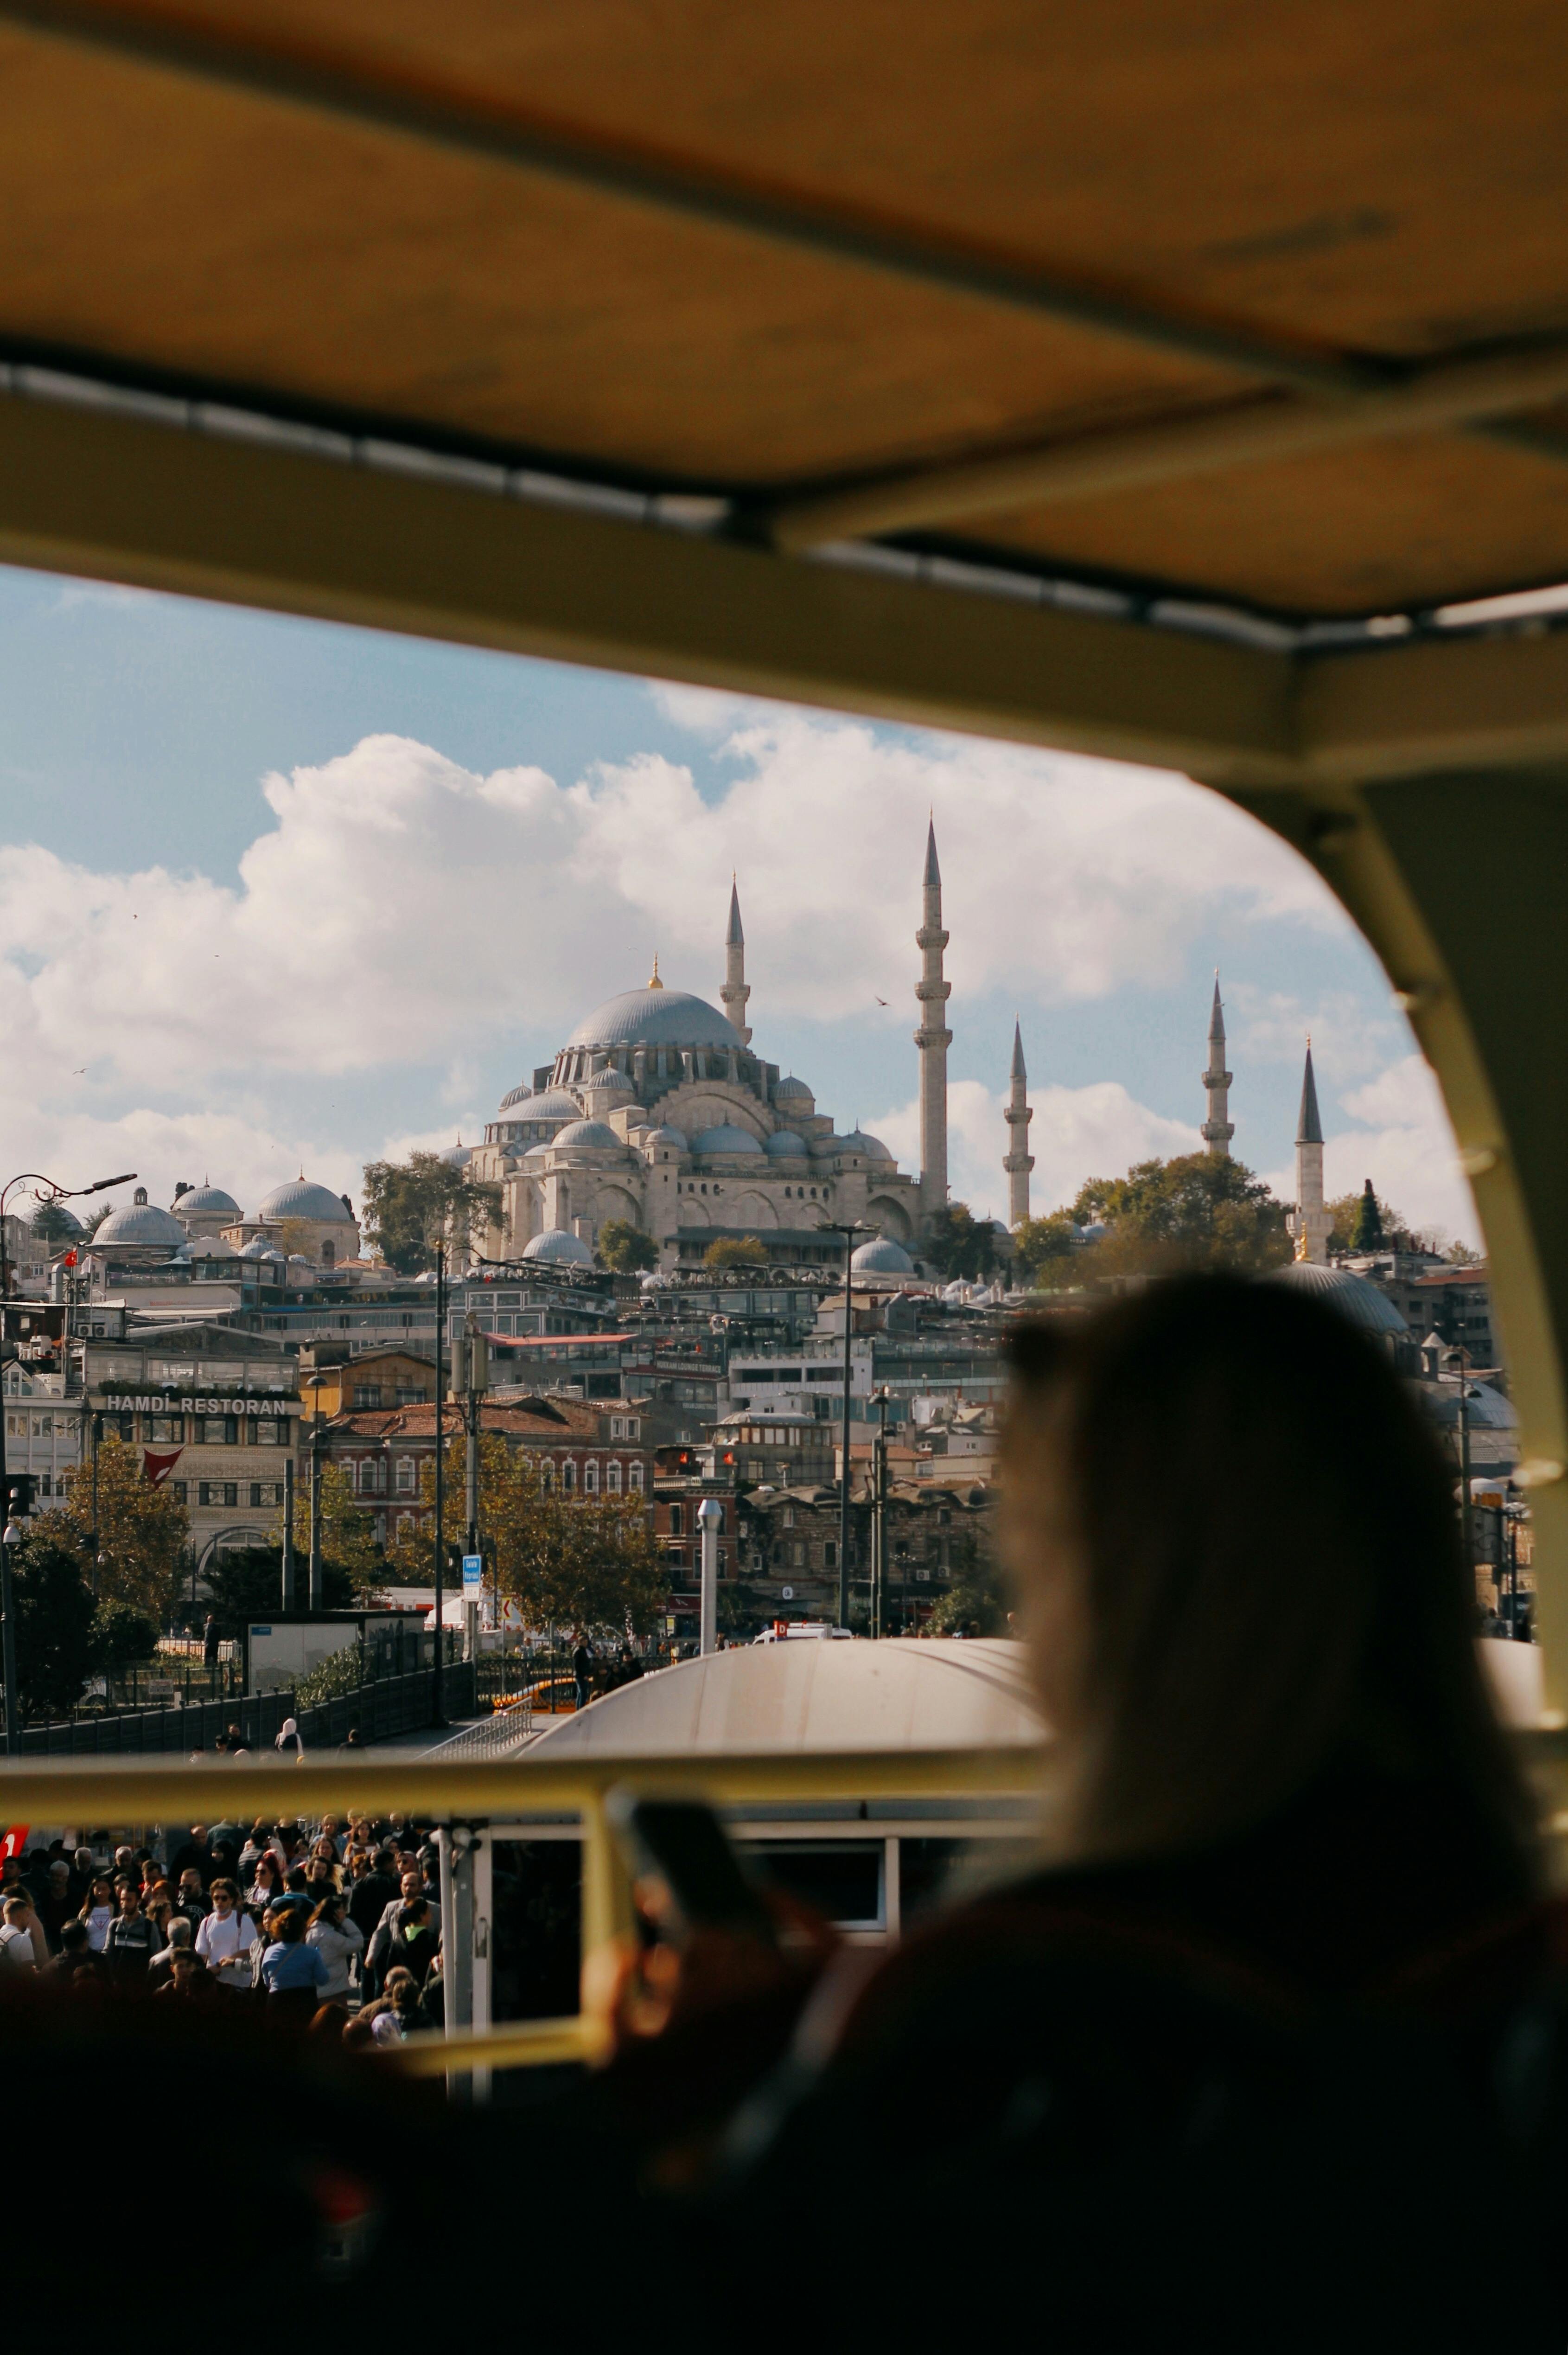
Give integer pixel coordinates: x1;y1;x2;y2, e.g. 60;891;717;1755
0;1168;136;1744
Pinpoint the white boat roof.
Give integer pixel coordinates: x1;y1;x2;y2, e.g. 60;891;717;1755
530;1637;1043;1756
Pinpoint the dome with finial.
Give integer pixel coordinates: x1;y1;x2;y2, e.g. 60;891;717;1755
441;1138;473;1170
563;984;740;1053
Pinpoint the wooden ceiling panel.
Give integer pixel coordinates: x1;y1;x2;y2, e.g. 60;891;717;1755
983;432;1568;615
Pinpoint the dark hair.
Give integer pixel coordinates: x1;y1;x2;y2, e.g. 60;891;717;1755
397;1900;429;1932
210;1877;240;1904
309;1895;342;1929
59;1920;88;1950
1003;1273;1536;1885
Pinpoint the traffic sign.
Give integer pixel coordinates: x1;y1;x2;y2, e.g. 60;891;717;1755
462;1554;483;1587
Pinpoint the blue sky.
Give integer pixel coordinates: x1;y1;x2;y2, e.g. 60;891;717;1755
0;562;1475;1244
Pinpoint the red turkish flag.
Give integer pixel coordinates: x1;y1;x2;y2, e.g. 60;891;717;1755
62;1249;77;1268
141;1447;183;1487
1;1827;28;1862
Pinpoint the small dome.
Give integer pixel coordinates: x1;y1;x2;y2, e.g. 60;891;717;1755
581;1068;632;1094
841;1129;893;1160
640;1268;675;1291
521;1228;595;1266
172;1183;240;1217
645;1124;688;1151
286;1254;315;1276
550;1119;624;1151
259;1178;356;1224
852;1235;914;1273
774;1076;814;1103
564;986;740;1053
764;1130;808;1158
190;1232;240;1260
692;1123;764;1157
440;1140;472;1170
498;1084;582;1119
93;1197;188;1249
1268;1261;1409;1336
239;1236;285;1262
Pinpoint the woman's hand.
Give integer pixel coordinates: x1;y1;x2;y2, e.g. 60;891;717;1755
582;1881;840;2064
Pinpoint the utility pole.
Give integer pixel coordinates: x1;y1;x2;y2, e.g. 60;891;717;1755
304;1373;325;1612
1449;1344;1473;1580
281;1455;296;1611
697;1495;722;1655
457;1314;488;1661
432;1242;447;1726
871;1386;890;1641
820;1221;870;1631
0;1493;19;1756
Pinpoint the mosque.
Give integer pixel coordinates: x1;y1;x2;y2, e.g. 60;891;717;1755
462;824;982;1274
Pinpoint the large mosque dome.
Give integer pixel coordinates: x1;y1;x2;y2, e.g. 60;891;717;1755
853;1234;914;1273
260;1178;356;1224
564;985;741;1053
498;1084;581;1119
1268;1260;1409;1336
174;1183;240;1217
692;1123;763;1156
550;1120;624;1151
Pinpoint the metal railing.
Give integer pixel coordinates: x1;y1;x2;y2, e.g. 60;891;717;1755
423;1692;535;1757
7;1733;1565;2079
0;1744;1050;2073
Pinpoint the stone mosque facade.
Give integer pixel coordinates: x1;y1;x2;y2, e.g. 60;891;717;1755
466;827;974;1273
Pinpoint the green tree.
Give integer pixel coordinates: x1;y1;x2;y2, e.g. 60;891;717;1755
12;1532;97;1721
924;1203;998;1280
52;1437;189;1622
598;1220;660;1273
1071;1153;1289;1276
1348;1179;1385;1252
288;1464;383;1596
927;1526;1009;1638
703;1235;766;1268
1325;1185;1421;1258
89;1597;160;1667
1011;1209;1081;1288
395;1433;665;1638
360;1150;502;1275
201;1545;359;1637
29;1198;81;1252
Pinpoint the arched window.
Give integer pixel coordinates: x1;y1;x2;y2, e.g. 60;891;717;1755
395;1456;416;1494
562;1460;576;1493
584;1459;599;1494
607;1461;622;1493
629;1462;644;1492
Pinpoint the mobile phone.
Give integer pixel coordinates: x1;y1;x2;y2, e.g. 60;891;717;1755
605;1792;777;1946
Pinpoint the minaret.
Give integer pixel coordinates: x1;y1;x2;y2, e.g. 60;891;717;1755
720;877;751;1044
1201;974;1234;1156
915;819;951;1223
1288;1039;1332;1263
1003;1021;1034;1227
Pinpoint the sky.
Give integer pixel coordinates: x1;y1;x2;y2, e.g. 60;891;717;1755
0;562;1478;1248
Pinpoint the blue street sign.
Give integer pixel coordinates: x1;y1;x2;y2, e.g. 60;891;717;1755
462;1555;483;1587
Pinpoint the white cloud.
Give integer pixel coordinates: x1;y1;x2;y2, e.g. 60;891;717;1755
0;714;1421;1219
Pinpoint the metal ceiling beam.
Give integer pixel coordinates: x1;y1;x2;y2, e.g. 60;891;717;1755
771;340;1568;550
0;390;1299;786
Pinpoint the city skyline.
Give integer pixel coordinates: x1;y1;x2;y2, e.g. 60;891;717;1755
0;564;1478;1247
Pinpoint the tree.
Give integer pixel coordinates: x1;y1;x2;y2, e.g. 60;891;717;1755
51;1437;189;1622
927;1526;1009;1638
395;1434;666;1638
1348;1179;1385;1253
703;1235;766;1268
599;1220;659;1273
360;1150;502;1274
1011;1209;1081;1289
29;1198;80;1252
11;1532;97;1721
89;1598;160;1667
924;1203;998;1281
201;1545;359;1637
1071;1153;1289;1276
275;1217;317;1261
289;1464;383;1596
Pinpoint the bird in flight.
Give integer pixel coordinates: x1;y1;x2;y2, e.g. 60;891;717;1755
874;996;888;1007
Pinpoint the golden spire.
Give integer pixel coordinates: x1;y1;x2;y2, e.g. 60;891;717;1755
647;952;664;989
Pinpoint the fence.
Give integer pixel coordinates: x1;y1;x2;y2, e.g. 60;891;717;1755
14;1660;478;1759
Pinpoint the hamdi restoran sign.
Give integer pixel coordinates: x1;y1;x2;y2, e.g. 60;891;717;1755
97;1393;298;1416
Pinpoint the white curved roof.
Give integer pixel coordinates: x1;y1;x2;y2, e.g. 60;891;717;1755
565;985;740;1052
260;1178;355;1224
521;1227;595;1265
529;1637;1044;1756
95;1197;187;1248
498;1085;581;1118
550;1118;624;1150
693;1122;764;1156
1268;1260;1408;1336
854;1234;914;1273
173;1183;240;1216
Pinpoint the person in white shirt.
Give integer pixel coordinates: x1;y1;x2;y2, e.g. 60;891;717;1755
0;1892;44;1969
304;1892;364;2001
194;1877;256;1993
79;1875;115;1954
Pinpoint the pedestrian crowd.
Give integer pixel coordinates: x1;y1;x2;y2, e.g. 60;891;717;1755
0;1809;449;2047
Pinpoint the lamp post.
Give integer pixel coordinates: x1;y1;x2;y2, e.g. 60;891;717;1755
697;1495;723;1656
303;1374;328;1613
818;1220;871;1631
0;1168;134;1751
432;1242;447;1726
1;1493;21;1755
870;1385;891;1640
